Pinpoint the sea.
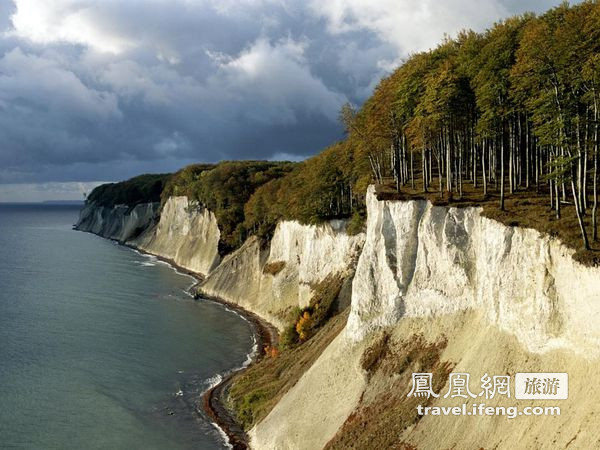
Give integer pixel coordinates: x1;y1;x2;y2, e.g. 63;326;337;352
0;203;255;449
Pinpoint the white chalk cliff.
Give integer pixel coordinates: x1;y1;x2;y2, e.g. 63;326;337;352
347;186;600;356
132;196;221;276
249;186;600;450
199;220;364;329
75;196;363;323
75;202;159;243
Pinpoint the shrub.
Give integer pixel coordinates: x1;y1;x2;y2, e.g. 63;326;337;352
295;311;313;342
346;208;366;235
263;345;279;358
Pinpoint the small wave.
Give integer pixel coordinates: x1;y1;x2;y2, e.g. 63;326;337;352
125;246;198;283
202;374;223;394
202;345;255;450
210;421;233;450
202;373;233;449
207;300;251;325
239;335;258;370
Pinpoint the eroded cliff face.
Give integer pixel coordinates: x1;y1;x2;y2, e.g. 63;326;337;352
75;202;159;243
347;186;600;356
199;220;365;329
249;186;600;450
76;196;221;277
132;196;221;276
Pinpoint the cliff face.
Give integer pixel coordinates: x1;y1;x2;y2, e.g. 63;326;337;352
249;186;600;450
131;196;221;276
75;202;159;243
75;196;364;327
199;220;364;329
347;186;600;356
76;187;600;449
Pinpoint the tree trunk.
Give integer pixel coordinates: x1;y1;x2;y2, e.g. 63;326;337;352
572;178;590;250
500;126;506;210
593;97;598;241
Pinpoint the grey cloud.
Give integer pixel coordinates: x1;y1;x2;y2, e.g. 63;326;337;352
0;0;571;192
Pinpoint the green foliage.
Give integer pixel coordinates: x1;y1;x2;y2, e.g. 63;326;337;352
86;173;171;207
346;208;366;235
163;161;296;254
244;142;368;240
160;163;214;203
545;155;578;184
237;390;267;428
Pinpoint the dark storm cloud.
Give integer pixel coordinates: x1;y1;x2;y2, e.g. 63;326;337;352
0;0;572;194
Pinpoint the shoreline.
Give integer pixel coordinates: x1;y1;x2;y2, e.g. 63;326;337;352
127;244;279;449
75;229;277;450
198;290;278;450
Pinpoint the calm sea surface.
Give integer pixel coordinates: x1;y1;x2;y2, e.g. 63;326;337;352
0;204;254;449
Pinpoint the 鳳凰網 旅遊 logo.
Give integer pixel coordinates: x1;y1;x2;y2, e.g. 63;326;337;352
407;372;566;419
407;371;568;399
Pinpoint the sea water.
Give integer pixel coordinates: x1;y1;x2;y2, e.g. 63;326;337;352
0;203;254;449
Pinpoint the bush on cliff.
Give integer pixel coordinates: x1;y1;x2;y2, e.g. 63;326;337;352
244;142;370;240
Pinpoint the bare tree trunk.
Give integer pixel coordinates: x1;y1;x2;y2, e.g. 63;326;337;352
572;178;590;250
525;118;530;189
500;126;506;211
509;119;514;194
555;179;560;219
482;138;488;196
422;145;428;193
410;145;414;190
593;96;598;241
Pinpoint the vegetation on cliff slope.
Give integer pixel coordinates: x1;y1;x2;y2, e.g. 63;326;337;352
88;161;296;254
228;309;349;430
244;142;370;239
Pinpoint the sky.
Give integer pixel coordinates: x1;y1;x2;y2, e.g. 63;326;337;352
0;0;569;201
